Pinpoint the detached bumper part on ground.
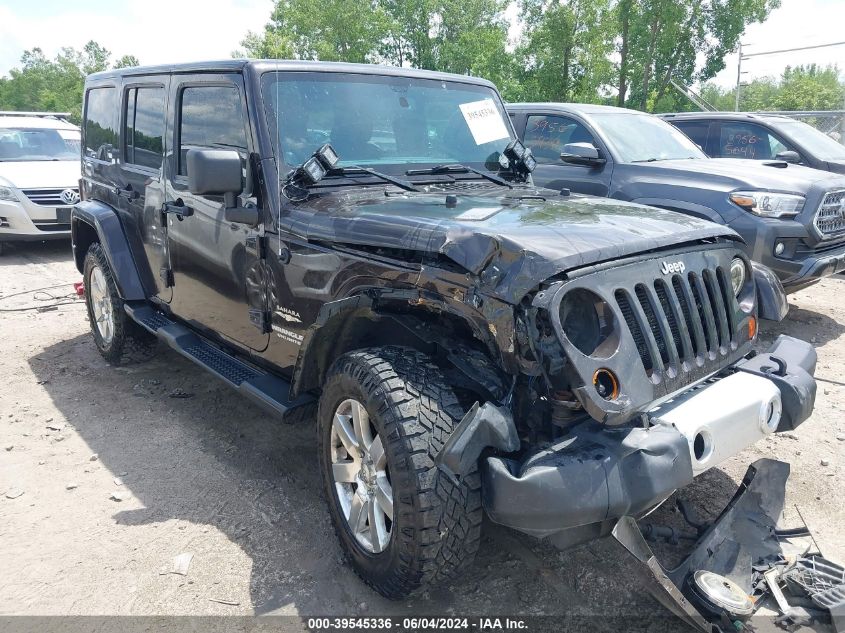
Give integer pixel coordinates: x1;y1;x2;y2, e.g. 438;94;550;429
479;335;817;548
613;459;845;632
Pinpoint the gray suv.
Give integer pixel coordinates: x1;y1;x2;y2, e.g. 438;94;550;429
508;103;845;292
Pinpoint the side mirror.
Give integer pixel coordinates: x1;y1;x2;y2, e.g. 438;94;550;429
775;150;801;164
187;149;259;227
187;149;242;196
560;142;606;167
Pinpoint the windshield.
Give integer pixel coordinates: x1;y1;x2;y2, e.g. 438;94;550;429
776;118;845;161
0;127;80;162
261;71;514;175
592;113;707;163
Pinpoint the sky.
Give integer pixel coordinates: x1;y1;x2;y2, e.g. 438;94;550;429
0;0;272;75
710;0;845;88
0;0;843;87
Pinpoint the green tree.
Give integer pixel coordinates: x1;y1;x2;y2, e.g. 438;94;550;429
619;0;780;112
513;0;615;103
237;0;514;91
0;41;139;123
114;54;140;69
239;0;389;63
698;65;845;113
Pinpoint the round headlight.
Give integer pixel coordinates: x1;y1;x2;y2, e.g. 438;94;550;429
730;258;746;296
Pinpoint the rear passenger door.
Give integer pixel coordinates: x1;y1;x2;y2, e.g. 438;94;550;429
711;121;799;162
118;79;171;302
516;112;613;196
163;74;269;352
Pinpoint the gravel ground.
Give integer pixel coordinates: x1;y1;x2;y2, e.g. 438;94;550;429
1;240;843;632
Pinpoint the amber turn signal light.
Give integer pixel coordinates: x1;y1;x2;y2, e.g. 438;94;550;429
593;368;619;400
748;316;757;340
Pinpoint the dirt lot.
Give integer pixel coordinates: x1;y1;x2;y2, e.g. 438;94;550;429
1;240;844;631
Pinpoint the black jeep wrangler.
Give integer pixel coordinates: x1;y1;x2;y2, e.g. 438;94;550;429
72;60;818;621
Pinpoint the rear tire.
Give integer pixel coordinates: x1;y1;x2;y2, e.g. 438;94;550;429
317;346;482;598
83;242;156;364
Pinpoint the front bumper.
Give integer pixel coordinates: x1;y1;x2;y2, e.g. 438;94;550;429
0;195;72;242
481;335;817;544
729;213;845;289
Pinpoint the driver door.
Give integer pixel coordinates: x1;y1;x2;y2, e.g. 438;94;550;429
163;75;269;352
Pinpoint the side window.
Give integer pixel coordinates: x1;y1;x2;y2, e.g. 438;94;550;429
84;87;118;162
178;86;247;177
673;121;710;153
524;115;596;164
718;122;792;160
124;86;165;170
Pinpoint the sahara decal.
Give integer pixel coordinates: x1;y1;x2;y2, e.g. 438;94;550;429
275;307;303;323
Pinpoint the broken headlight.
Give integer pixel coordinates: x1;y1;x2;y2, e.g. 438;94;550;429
559;288;619;358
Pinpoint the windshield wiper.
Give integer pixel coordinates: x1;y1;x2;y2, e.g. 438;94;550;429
405;163;513;188
323;166;420;193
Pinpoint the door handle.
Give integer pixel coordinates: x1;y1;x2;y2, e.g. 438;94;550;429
115;184;139;200
161;200;194;219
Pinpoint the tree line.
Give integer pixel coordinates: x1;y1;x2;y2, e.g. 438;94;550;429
701;64;845;112
237;0;799;111
1;2;844;123
0;42;138;123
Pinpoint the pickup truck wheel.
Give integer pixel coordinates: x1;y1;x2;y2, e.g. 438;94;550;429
83;243;156;364
318;347;482;598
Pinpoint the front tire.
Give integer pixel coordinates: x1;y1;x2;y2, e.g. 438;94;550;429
318;347;482;598
83;242;156;364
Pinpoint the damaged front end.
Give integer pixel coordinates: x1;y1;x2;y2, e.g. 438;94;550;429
478;334;817;547
432;240;827;628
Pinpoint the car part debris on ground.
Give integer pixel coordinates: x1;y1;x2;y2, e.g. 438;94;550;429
614;459;845;632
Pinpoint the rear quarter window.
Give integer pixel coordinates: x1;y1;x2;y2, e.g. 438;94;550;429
84;87;118;162
673;121;710;153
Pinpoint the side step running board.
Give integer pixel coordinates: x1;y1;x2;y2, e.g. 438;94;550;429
125;303;313;417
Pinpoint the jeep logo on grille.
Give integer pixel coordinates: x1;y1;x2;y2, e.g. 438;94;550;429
60;189;80;205
660;261;686;275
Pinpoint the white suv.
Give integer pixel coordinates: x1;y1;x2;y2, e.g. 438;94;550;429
0;112;81;255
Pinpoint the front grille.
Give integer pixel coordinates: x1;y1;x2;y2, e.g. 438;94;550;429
614;265;739;378
816;190;845;238
20;188;78;207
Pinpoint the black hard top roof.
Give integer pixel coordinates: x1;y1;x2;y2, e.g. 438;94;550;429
86;59;498;89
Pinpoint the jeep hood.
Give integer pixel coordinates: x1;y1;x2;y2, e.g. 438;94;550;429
302;190;737;303
630;157;841;193
0;160;80;189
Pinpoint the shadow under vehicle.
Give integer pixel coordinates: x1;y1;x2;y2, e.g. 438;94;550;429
71;60;823;630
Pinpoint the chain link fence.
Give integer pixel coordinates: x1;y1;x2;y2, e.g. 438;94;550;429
759;111;845;145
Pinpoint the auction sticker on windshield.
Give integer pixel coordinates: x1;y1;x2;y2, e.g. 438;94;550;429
459;99;510;145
